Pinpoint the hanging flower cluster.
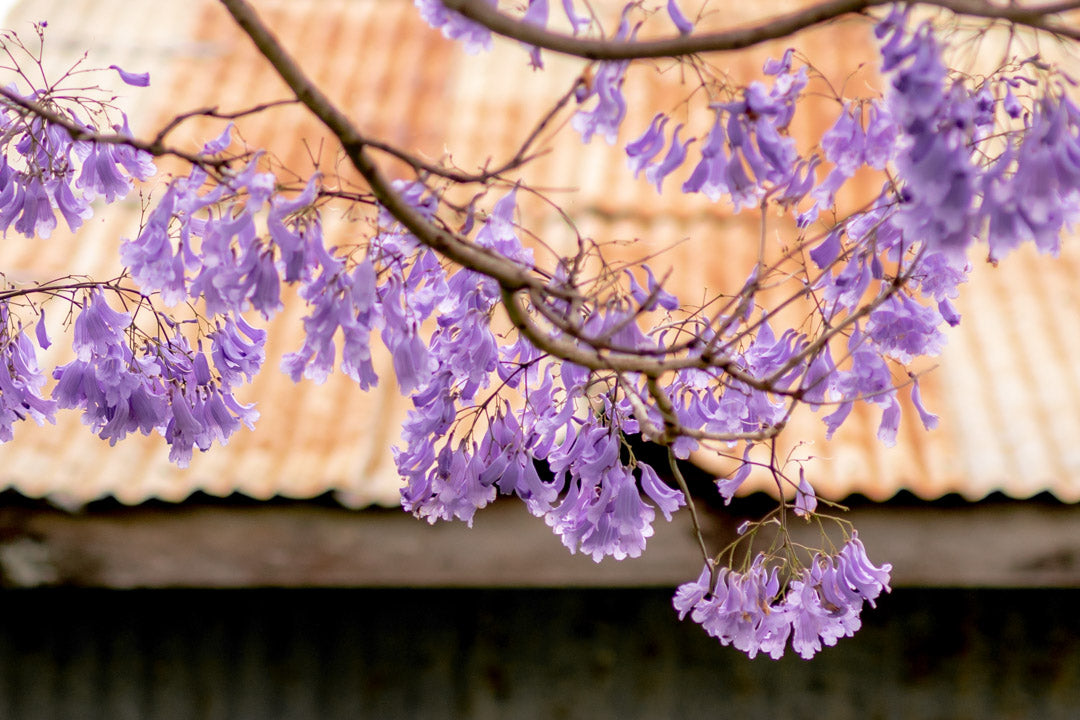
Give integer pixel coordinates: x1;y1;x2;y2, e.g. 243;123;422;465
674;533;891;659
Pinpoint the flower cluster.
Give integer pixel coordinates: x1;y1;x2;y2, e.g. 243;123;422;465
571;6;636;144
121;160;286;318
674;533;891;659
623;54;810;210
388;189;693;559
981;93;1080;261
0;92;154;240
48;291;260;465
0;305;56;442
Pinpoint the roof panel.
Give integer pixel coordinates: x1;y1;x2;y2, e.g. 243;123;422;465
0;0;1078;506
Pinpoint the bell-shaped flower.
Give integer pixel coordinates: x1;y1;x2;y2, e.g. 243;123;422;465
109;64;150;87
519;0;549;69
201;123;234;155
666;0;694;35
793;468;817;517
625;113;669;178
639;461;685;520
821;103;865;176
645;124;693;193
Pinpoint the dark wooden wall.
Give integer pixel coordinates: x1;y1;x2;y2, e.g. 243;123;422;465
0;588;1077;720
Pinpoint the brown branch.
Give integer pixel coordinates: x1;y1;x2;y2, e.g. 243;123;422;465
440;0;1080;61
667;447;711;566
502;286;789;395
0;86;229;168
149;99;299;147
366;79;577;184
218;0;564;299
443;0;888;60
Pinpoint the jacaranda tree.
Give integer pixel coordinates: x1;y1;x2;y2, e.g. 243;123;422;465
1;0;1078;658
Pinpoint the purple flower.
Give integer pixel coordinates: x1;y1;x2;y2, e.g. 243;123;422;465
838;531;892;606
666;0;694;35
519;0;549;69
75;141;135;203
639;461;685;520
415;0;493;54
109;64;150;87
163;386;206;466
863;103;897;169
481;415;560;516
268;174;323;283
673;565;712;619
675;536;890;660
913;249;969;302
201;123;234;155
625;114;669;178
541;419;659;562
210;315;266;389
775;155;819;210
808;227;842;269
388;330;434;395
938;298;960;327
809;166;849;210
785;570;862;660
572;62;629;144
725;149;762;211
410;443;496;526
52;314;177;449
800;348;835;408
72;290;131;361
561;0;590;33
645;124;693;193
682;110;730;200
571;8;634;144
1004;85;1023;119
866;293;946;363
715;447;753;503
283;255;382;387
910;378;939;430
626;264;678;311
821;103;865;176
11;179;57;239
0;316;57;441
877;396;901;447
34;309;51;350
763;49;794;76
684;558;791;659
793;468;817;517
120;186;187;305
821;252;870;313
51;177;92;233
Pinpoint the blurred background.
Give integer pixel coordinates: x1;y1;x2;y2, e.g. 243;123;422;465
0;1;1079;717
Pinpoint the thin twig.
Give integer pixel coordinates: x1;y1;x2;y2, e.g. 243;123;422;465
668;446;711;566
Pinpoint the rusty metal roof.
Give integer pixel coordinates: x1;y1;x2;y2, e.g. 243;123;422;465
1;0;1079;507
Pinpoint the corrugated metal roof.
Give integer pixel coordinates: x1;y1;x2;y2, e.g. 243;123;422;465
1;0;1079;506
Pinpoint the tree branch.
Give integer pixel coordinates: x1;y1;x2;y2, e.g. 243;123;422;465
440;0;1080;61
0;86;229;168
217;0;563;298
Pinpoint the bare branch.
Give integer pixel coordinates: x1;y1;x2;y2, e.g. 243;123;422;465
218;0;563;298
440;0;1080;61
0;86;229;168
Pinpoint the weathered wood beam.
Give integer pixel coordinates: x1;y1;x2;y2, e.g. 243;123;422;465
0;499;1078;587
